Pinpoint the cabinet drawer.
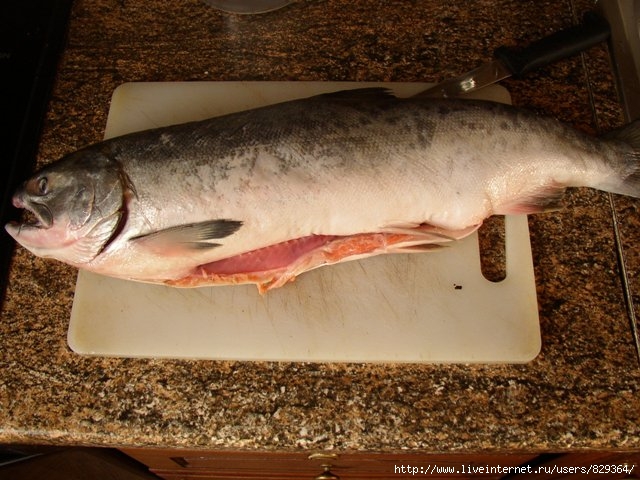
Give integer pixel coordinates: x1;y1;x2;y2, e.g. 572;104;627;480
122;448;537;479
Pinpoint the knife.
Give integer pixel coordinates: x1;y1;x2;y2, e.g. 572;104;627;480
416;11;611;98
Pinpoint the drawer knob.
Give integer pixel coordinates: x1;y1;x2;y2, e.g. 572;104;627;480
315;464;340;480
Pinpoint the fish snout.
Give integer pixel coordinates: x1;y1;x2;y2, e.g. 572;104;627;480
11;185;26;209
10;187;54;229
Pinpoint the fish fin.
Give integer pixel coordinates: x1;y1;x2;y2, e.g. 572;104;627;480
605;118;640;145
317;87;397;101
601;120;640;198
385;243;447;253
381;221;422;231
381;222;481;242
496;184;567;214
130;219;242;255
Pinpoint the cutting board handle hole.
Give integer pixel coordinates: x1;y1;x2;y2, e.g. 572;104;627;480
478;215;506;282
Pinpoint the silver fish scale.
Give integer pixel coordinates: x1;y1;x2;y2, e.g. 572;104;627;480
108;91;438;179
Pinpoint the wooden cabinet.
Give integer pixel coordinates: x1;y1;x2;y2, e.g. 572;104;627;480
121;448;640;479
121;449;536;479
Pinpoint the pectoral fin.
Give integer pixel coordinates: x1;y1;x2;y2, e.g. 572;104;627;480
130;219;242;255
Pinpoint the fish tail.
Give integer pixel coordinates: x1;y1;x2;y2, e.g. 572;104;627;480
601;119;640;198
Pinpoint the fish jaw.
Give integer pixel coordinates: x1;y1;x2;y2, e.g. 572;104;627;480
5;185;73;258
6;186;70;254
6;196;123;266
5;220;78;260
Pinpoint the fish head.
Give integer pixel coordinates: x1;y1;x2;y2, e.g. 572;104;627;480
5;148;128;266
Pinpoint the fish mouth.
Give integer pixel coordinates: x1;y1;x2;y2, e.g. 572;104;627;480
11;195;53;229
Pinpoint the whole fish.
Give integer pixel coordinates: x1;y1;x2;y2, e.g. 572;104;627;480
5;89;640;292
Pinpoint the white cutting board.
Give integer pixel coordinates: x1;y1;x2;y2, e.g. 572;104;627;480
68;82;541;363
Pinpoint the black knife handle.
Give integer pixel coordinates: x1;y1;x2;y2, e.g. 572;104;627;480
494;11;610;77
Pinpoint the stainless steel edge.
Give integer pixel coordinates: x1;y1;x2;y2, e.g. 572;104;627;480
599;0;640;121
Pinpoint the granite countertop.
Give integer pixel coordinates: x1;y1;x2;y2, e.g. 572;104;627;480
1;0;639;453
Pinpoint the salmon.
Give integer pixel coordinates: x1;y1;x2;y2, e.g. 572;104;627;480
5;89;640;292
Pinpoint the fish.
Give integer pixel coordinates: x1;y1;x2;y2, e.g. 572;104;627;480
4;88;640;293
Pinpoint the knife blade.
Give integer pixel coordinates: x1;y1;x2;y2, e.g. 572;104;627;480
416;11;610;98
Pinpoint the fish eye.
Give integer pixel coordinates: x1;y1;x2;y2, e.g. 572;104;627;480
37;177;48;195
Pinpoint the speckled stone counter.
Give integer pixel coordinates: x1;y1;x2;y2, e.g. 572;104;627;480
1;0;639;453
